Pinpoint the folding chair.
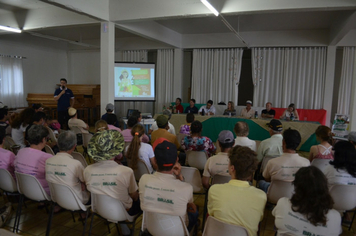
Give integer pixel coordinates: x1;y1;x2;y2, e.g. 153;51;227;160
186;150;208;170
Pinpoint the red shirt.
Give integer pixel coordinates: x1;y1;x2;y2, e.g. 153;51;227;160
176;104;183;113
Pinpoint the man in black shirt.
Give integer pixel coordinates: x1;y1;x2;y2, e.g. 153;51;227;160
261;102;276;118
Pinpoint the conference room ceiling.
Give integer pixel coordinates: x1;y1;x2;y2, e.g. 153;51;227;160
0;0;355;48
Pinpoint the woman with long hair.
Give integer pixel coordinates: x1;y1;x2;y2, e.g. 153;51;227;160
272;166;341;235
11;107;35;148
126;124;156;173
223;101;236;116
308;125;333;162
280;103;299;121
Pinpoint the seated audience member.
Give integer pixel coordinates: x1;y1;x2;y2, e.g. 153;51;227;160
101;103;123;129
184;99;198;114
32;103;44;112
202;131;235;189
121;116;149;143
348;131;356;148
256;119;283;162
233;121;256;151
126;124;156;173
208;146;266;236
94;120;108;133
67;108;89;134
174;97;184;114
240;100;255;119
180;113;195;135
148;109;175;135
223;101;236;116
272;166;341;235
308;125;333;162
46;115;61;133
0;128;15;179
151;115;180;149
259;128;310;193
324;141;356;187
199;100;216;115
11;107;35;148
45;131;90;205
85;129;141;234
107;113;121;132
25;111;47;143
0;103;11;135
15;125;53;195
280;103;299;121
181;120;216;157
261;102;275;118
131;110;143;123
139;141;198;231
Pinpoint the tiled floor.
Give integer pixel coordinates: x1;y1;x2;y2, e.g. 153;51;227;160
1;193;355;236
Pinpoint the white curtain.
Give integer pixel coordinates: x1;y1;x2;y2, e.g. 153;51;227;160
155;49;174;113
0;57;25;108
191;48;244;104
337;47;356;115
252;47;326;109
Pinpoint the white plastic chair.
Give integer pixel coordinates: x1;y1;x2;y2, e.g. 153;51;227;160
47;182;90;236
0;169;18;194
46;126;57;143
82;132;93;156
142;211;190;236
329;184;356;231
180;166;205;194
202;216;249;236
311;159;331;172
133;159;150;182
14;171;52;234
267;180;294;204
72;151;88;167
89;193;141;236
3;136;20;155
44;145;55;155
186;150;208;170
177;133;188;144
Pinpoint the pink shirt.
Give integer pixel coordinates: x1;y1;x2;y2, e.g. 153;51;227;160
108;125;122;132
0;148;16;179
14;148;53;195
121;128;149;143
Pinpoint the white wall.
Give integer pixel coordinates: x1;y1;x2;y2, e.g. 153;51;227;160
68;50;100;84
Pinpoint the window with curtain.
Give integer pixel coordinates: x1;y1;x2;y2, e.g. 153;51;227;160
0;56;25;108
191;48;244;105
252;47;326;109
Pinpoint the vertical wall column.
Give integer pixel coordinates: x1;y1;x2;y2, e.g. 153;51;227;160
173;48;183;99
100;22;115;115
349;53;356;131
323;46;336;127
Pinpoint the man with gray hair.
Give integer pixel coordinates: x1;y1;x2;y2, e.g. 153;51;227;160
45;131;89;204
256;119;283;162
233;121;256;151
148;109;176;135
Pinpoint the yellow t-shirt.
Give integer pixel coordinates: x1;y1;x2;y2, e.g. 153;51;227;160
208;179;267;236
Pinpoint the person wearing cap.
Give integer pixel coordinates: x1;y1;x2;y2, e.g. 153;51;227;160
241;100;255;119
261;102;275;118
84;129;141;234
259;128;310;193
54;78;74;130
233;121;257;151
151;115;180;149
101;103;123;129
148;109;176;135
45;131;90;205
67;107;89;134
121;115;149;143
139;141;199;232
256;119;284;162
0;102;11;135
199;100;216;115
184;99;198;114
208;146;266;236
202;130;235;189
348;131;356;148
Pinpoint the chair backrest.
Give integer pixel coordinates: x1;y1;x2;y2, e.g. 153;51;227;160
46;126;57;143
15;171;51;202
211;174;231;185
0;169;17;193
177;133;188;144
311;159;331;172
260;155;279;173
267;180;294;204
72;152;88;167
48;181;87;211
186;150;208;170
44;145;55;155
82;133;93;148
143;211;189;236
69;126;82;135
329;184;356;211
91;193;135;223
202;216;249;236
3;136;20;154
180;166;204;193
133;159;150;182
